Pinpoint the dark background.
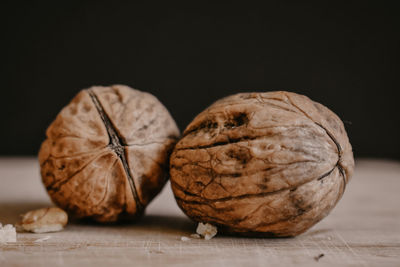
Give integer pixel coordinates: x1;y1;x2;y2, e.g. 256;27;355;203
1;2;399;159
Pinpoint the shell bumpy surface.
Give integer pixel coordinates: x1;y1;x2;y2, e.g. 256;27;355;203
39;85;180;222
170;91;354;237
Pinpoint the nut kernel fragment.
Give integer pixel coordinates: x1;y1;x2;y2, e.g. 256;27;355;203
196;223;218;240
180;236;191;242
0;223;17;243
19;207;68;233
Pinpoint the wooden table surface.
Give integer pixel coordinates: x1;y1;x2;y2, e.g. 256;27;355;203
0;158;399;267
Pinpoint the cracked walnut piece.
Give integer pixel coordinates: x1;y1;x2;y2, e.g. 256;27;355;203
170;91;354;237
39;85;180;222
19;207;68;233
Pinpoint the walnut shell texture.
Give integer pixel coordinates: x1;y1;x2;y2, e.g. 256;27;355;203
39;85;180;222
170;91;354;237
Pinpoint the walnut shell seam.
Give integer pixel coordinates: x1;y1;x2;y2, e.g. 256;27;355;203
87;89;144;211
284;92;347;187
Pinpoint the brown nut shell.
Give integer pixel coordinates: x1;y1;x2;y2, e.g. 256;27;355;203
170;91;354;237
39;85;180;222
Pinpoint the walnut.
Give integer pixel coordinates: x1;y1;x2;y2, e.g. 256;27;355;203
170;91;354;237
18;207;68;233
39;85;180;222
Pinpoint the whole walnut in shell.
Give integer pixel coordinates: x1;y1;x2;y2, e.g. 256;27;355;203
39;85;179;222
170;91;354;237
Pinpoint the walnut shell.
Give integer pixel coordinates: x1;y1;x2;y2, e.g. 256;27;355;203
170;91;354;237
39;85;180;222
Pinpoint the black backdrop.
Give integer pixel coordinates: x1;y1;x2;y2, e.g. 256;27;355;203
1;2;399;159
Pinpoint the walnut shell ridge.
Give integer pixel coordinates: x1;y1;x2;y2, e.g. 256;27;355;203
170;91;354;237
39;85;180;222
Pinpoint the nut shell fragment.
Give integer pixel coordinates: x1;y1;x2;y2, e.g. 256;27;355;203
170;91;354;237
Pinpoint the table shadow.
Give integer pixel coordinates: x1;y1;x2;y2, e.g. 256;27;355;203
131;214;195;234
0;202;333;239
74;213;195;235
1;202;195;234
0;202;51;224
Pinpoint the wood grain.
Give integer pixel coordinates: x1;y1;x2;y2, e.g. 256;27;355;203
0;158;399;266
